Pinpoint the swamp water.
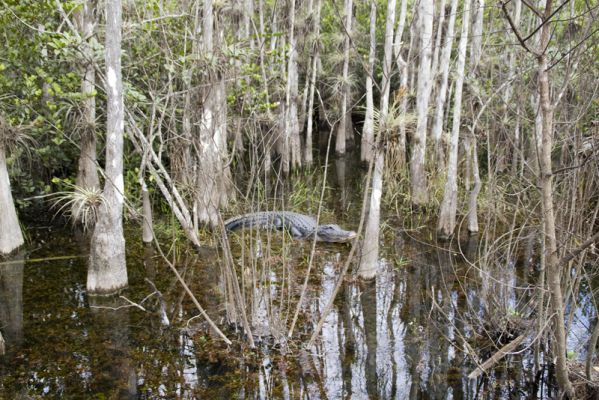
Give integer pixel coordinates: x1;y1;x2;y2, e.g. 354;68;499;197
0;159;593;399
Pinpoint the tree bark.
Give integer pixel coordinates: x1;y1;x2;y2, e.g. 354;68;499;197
410;0;434;206
286;0;301;169
394;0;410;169
304;0;322;166
437;0;471;239
88;0;128;294
361;0;376;162
358;0;396;280
74;0;99;191
470;0;485;70
335;0;353;155
431;0;458;165
537;2;573;395
0;144;24;255
195;0;233;225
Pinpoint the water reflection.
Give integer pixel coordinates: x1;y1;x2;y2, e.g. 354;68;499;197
88;296;137;398
0;252;24;352
1;223;588;398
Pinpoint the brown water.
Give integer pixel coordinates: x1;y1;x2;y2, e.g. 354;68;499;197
0;158;593;399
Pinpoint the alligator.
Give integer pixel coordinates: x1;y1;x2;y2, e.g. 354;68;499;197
224;211;357;243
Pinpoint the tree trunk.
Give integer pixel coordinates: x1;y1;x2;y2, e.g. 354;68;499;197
0;143;24;255
88;0;128;294
195;0;232;225
358;0;396;280
141;182;153;244
394;0;410;168
361;0;376;162
335;0;353;155
431;0;458;165
466;135;481;233
437;0;471;239
304;0;321;166
286;0;301;169
430;0;447;86
470;0;485;70
410;0;434;206
74;0;100;191
358;150;384;280
537;2;573;395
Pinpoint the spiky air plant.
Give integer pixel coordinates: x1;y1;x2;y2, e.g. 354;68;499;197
51;183;106;232
0;115;35;155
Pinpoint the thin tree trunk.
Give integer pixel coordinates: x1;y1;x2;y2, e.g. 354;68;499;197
470;0;485;70
431;0;458;165
335;0;353;155
74;0;99;191
410;0;434;206
537;1;573;395
467;135;481;233
393;0;409;167
141;182;153;244
430;0;447;86
361;0;376;162
586;316;599;380
358;0;396;280
286;0;301;169
0;142;24;255
88;0;128;294
437;0;471;239
304;0;321;166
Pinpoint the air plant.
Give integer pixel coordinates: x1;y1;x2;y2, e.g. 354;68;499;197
51;183;106;232
0;115;35;155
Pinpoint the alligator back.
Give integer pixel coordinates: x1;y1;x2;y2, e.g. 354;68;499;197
224;211;317;239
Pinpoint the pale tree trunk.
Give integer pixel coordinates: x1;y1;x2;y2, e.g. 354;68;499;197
358;0;396;280
410;0;434;206
178;5;199;186
536;1;573;395
437;0;471;239
88;0;128;294
285;0;301;169
431;0;458;165
430;0;447;86
74;0;99;190
394;0;409;168
304;0;321;166
466;134;481;233
503;0;521;105
470;0;485;70
503;0;521;174
195;0;232;226
360;0;376;162
0;143;24;255
141;180;153;244
335;0;353;155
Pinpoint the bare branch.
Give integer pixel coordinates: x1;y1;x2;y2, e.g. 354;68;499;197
501;1;536;54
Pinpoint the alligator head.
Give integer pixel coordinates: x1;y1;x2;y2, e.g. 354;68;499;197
315;224;357;243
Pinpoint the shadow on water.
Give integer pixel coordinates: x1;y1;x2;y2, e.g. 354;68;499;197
0;159;593;399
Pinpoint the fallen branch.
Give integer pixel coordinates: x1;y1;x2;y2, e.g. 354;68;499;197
468;334;526;380
0;255;84;266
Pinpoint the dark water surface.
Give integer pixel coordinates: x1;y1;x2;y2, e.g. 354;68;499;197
0;160;593;399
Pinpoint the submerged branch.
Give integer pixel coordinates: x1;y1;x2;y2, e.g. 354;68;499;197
468;334;526;380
